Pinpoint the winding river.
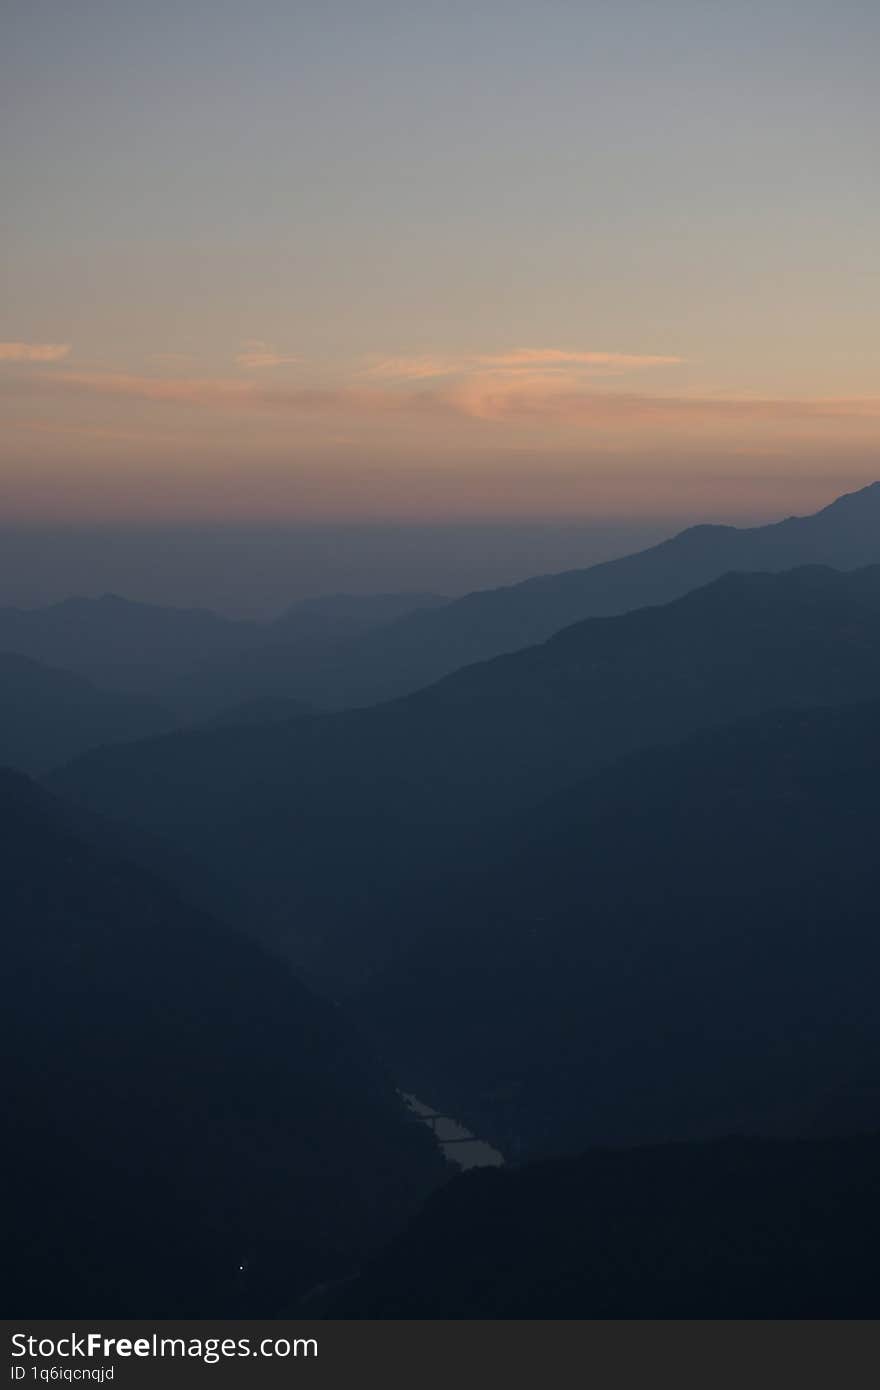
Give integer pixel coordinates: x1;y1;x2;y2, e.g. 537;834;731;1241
401;1092;505;1171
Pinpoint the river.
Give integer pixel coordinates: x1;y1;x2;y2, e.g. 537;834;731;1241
400;1092;505;1170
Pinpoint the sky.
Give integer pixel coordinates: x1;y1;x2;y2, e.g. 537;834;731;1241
2;0;879;562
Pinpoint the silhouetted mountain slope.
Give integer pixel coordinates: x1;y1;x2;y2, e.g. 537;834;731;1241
0;651;174;773
354;698;880;1158
0;770;444;1317
332;1132;880;1318
49;564;880;990
235;480;880;708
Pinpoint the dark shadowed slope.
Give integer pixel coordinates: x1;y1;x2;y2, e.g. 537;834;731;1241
355;698;880;1159
230;480;880;709
49;564;880;991
332;1132;880;1318
0;651;174;773
0;770;444;1317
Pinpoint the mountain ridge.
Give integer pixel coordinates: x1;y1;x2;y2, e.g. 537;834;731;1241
276;479;880;707
49;561;880;996
6;484;880;713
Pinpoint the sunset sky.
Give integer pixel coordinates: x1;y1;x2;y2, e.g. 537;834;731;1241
3;0;879;531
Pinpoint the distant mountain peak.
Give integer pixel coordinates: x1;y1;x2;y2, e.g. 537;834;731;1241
53;592;141;609
814;479;880;517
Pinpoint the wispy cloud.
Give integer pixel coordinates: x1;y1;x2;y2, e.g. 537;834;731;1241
0;342;71;363
441;377;880;427
363;355;463;382
484;349;683;370
234;339;302;369
27;367;880;434
363;348;683;381
44;372;382;412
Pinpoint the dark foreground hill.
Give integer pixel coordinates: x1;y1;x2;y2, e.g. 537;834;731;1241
0;651;174;773
354;697;880;1159
332;1132;880;1318
0;770;444;1317
50;564;880;991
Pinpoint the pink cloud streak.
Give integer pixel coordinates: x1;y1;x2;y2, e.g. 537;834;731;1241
13;368;880;436
364;348;683;381
0;342;71;363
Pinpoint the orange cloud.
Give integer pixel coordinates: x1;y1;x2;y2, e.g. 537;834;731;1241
481;348;683;371
234;339;302;369
0;342;71;363
364;355;463;381
13;367;880;437
429;371;880;428
364;348;683;380
43;371;414;416
54;373;261;406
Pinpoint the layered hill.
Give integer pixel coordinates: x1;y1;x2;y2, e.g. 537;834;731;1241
0;593;257;693
274;590;448;632
0;651;174;773
7;485;879;716
205;479;880;709
0;770;444;1316
50;564;880;990
0;589;448;718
